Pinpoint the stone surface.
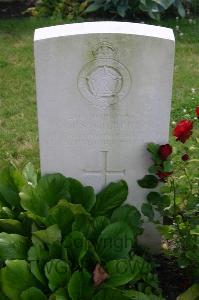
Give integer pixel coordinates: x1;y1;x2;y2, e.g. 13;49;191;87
34;21;175;250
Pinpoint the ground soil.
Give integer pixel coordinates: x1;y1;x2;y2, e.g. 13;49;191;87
155;255;193;300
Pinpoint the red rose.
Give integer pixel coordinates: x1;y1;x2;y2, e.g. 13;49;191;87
158;144;172;160
196;107;199;119
182;154;189;161
173;120;193;143
93;264;108;287
156;171;173;182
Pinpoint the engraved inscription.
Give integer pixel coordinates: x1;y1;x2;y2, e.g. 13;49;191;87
78;42;131;109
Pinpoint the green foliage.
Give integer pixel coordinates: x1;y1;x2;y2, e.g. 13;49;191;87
21;287;48;300
33;0;191;20
68;270;94;300
0;164;162;299
83;0;187;19
91;180;128;216
1;260;39;300
45;259;71;291
139;138;199;279
137;175;159;189
34;0;82;19
0;232;29;260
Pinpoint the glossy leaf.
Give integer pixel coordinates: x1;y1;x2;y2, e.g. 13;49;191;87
92;180;128;216
45;259;71;291
97;221;134;261
137;175;158;189
68;270;94;300
0;233;29;260
20;287;47;300
20;174;70;217
1;260;38;300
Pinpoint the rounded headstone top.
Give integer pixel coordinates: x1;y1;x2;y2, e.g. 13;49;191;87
34;21;175;42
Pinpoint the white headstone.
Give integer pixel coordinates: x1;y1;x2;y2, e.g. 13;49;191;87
34;22;175;250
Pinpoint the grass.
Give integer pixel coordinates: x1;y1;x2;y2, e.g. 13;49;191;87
0;17;199;169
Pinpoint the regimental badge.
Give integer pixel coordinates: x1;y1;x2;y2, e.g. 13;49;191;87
78;42;132;109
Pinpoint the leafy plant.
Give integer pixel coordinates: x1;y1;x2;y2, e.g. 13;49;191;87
33;0;82;19
83;0;188;19
0;163;163;299
32;0;192;20
138;107;199;281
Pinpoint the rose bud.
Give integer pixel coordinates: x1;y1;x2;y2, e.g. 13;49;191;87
182;154;189;161
158;144;172;160
196;107;199;119
173;120;193;143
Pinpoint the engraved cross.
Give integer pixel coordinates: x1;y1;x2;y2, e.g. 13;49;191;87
83;151;125;186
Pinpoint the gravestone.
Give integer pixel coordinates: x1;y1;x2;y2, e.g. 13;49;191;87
34;22;175;250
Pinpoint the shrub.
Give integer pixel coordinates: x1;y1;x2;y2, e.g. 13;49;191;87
83;0;188;19
0;163;163;299
138;107;199;280
33;0;193;20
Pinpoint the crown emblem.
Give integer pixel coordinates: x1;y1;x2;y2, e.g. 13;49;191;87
92;42;117;59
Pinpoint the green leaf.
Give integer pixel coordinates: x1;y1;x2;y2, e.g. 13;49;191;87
147;192;161;205
90;216;110;241
56;199;88;216
106;255;152;287
156;225;175;239
20;174;70;217
33;224;62;245
163;160;173;172
45;259;71;292
177;284;199;300
72;214;93;238
22;162;38;187
0;166;25;209
20;287;47;300
117;0;128;17
0;206;14;219
123;289;151;299
105;259;138;287
72;215;110;242
141;203;154;221
83;241;101;266
147;143;159;154
175;0;185;17
111;204;143;235
28;243;49;262
48;241;63;259
68;270;94;300
97;221;134;261
84;2;102;13
148;165;159;174
63;231;88;266
50;288;69;300
92;180;128;216
68;178;96;211
93;288;130;300
1;260;38;300
47;201;75;236
30;261;46;285
0;233;29;260
0;219;25;234
190;225;199;235
138;175;158;189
